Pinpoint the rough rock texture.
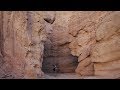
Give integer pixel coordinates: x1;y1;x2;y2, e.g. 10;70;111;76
0;11;46;79
68;11;120;78
91;11;120;78
0;11;120;79
68;11;103;76
42;11;78;73
75;57;94;76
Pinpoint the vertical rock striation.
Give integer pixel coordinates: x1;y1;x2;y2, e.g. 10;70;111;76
0;11;46;79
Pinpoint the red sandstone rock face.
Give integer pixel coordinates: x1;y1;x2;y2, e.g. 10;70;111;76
68;11;106;76
75;57;94;76
68;11;120;78
0;11;46;79
91;11;120;78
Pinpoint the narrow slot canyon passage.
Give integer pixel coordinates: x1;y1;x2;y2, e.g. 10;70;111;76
41;12;79;78
0;11;120;79
42;39;78;74
42;23;78;74
41;29;79;78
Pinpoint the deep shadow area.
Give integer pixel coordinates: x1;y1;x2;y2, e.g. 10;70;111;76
42;54;78;73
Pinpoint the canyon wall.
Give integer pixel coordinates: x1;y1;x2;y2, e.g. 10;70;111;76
91;12;120;78
68;11;120;78
0;11;120;79
42;11;120;78
0;11;47;79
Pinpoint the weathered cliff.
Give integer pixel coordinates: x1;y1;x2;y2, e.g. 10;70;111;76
0;11;46;79
0;11;120;79
68;11;120;78
91;11;120;78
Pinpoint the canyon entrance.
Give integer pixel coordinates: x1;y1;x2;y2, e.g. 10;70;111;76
42;11;79;74
0;11;120;79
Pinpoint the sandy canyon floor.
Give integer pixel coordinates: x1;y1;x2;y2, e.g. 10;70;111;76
41;73;120;79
